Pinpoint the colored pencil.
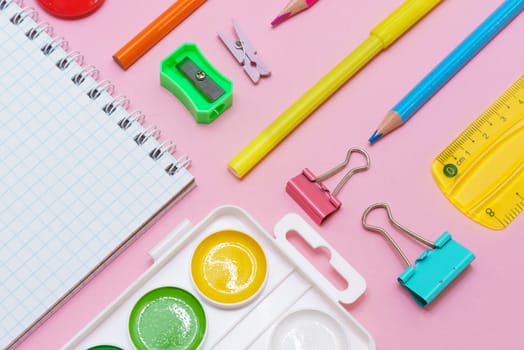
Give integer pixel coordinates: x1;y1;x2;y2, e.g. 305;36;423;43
271;0;318;27
228;0;443;179
369;0;524;144
113;0;207;70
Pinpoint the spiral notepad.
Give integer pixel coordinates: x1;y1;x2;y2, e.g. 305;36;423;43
0;1;196;348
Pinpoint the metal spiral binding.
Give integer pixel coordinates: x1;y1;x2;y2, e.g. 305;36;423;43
71;64;99;85
134;126;160;146
102;95;130;115
118;110;145;130
56;51;84;70
0;0;12;10
0;0;23;11
150;141;176;160
9;6;36;24
41;36;68;55
87;80;115;99
26;21;53;40
166;156;191;175
6;0;192;176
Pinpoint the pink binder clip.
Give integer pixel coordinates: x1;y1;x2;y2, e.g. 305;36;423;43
286;147;371;225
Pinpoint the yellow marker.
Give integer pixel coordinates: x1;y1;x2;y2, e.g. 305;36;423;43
431;75;524;230
228;0;444;178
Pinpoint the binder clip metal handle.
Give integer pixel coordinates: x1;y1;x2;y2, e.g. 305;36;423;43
361;203;475;307
361;203;435;267
286;147;370;225
314;147;371;196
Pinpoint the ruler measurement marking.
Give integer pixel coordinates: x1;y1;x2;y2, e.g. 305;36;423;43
432;76;524;230
494;216;506;228
437;95;521;164
503;214;513;225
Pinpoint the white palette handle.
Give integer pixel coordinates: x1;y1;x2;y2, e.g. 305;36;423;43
149;219;193;261
274;213;366;304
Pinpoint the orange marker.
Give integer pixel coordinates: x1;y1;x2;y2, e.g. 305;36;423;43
113;0;207;70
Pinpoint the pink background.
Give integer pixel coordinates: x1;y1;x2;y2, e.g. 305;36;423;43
16;0;524;349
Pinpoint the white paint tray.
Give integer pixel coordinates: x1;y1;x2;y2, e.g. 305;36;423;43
64;205;375;349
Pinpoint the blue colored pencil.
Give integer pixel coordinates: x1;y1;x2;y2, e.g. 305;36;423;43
369;0;524;144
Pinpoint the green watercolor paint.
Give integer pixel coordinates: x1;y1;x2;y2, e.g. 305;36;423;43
86;346;123;350
129;286;206;350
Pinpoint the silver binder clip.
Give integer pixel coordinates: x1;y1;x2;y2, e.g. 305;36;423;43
218;19;271;84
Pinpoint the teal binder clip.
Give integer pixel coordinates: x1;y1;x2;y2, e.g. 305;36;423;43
361;203;475;307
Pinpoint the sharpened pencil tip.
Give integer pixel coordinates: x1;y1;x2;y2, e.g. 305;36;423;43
369;130;383;144
271;12;291;27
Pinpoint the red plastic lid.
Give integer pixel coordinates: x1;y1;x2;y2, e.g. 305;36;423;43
37;0;105;19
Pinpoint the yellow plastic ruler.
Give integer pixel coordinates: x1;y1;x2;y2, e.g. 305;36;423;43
431;75;524;230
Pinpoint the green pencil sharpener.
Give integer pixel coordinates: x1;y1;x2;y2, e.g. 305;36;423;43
161;43;233;124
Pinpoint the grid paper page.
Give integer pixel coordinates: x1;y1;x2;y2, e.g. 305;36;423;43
0;3;195;348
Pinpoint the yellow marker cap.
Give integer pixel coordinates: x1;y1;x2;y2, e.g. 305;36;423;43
371;0;443;48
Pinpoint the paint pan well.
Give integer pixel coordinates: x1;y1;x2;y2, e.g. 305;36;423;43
128;286;206;350
269;309;349;350
191;229;267;307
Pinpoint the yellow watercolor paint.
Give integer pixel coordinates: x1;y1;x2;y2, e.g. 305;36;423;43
191;230;267;306
431;75;524;230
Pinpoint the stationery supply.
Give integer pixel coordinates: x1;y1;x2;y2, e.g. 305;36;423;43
431;75;524;230
0;2;195;349
128;286;207;350
286;147;370;225
228;0;443;179
37;0;105;18
161;43;233;124
218;19;271;84
269;309;349;349
361;203;475;307
65;206;375;349
369;0;524;144
271;0;318;27
113;0;207;70
191;229;268;306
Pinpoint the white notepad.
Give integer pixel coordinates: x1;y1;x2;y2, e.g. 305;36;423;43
0;2;196;348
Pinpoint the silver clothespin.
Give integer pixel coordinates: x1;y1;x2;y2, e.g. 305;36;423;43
218;19;271;84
